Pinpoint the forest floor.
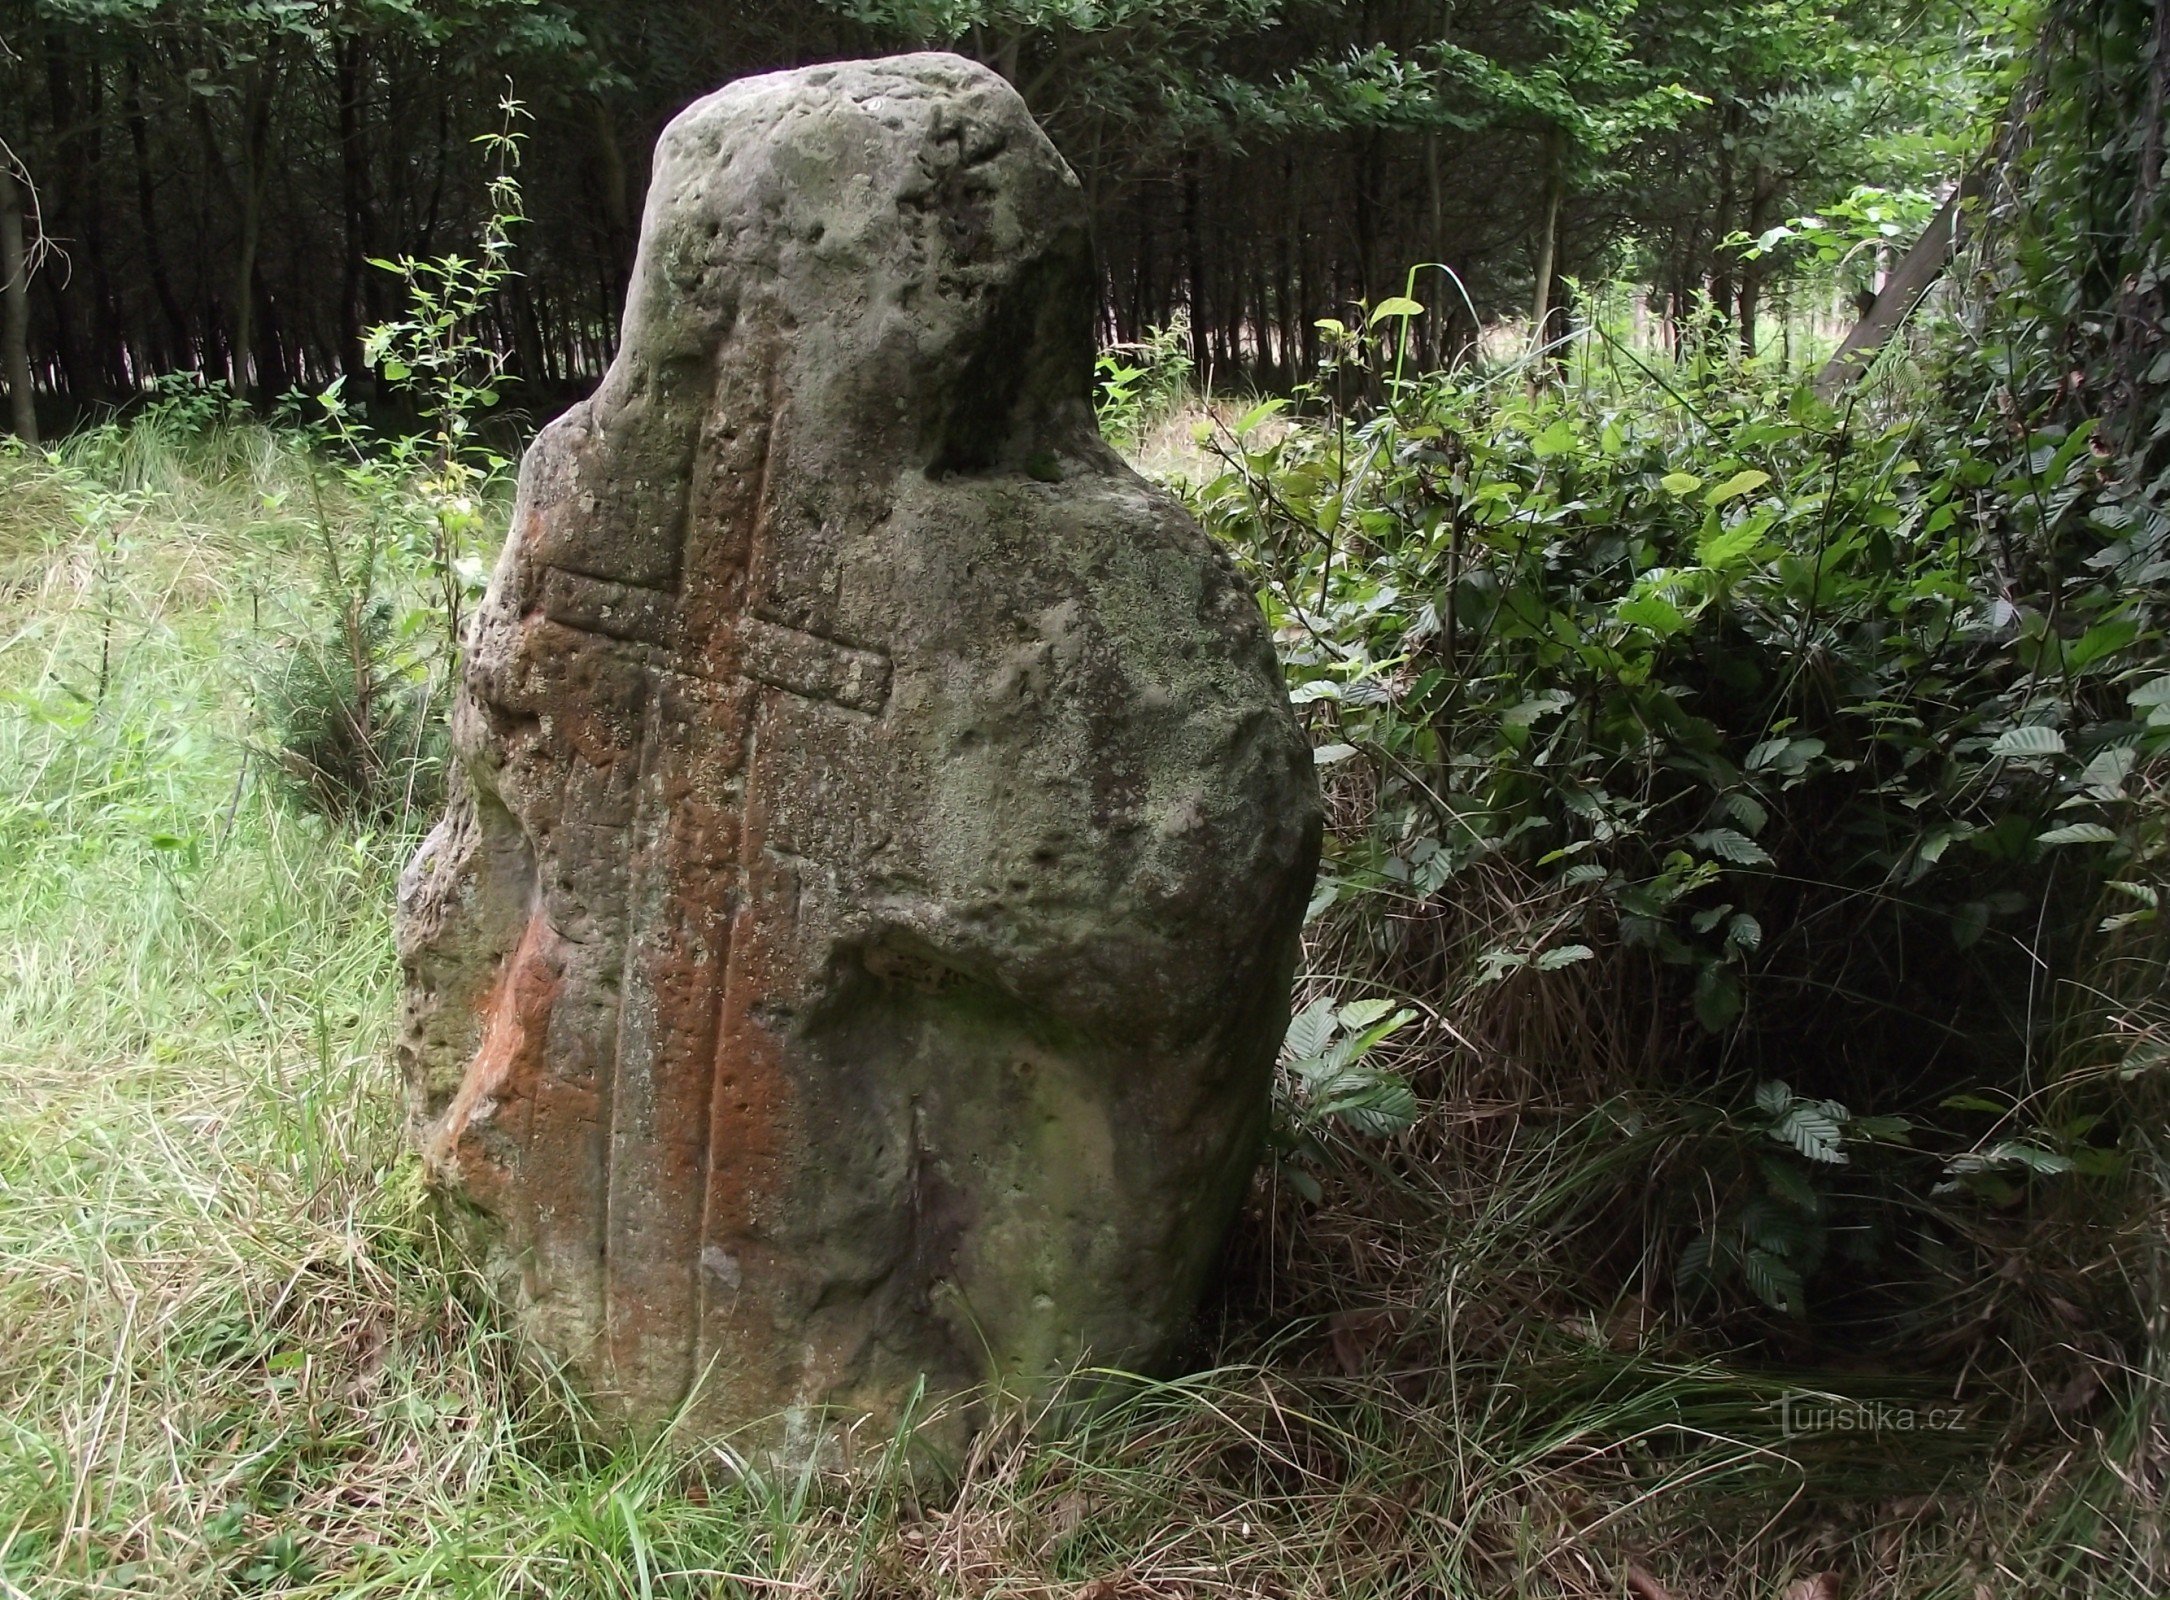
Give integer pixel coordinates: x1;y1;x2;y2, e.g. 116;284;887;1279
0;414;2153;1599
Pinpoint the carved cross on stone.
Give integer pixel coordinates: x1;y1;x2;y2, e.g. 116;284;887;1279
537;568;892;714
397;53;1320;1458
522;560;896;1408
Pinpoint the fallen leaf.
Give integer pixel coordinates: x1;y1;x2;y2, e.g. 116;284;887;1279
1326;1306;1396;1376
2051;1365;2102;1417
1042;1491;1091;1551
1782;1574;1842;1600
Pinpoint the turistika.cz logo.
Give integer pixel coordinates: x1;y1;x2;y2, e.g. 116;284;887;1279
1778;1394;1970;1436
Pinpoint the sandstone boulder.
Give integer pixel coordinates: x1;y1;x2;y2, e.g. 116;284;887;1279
397;51;1320;1454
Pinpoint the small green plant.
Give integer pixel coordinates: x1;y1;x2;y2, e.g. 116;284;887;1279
249;426;456;826
1679;1080;1913;1315
1271;992;1419;1200
140;370;245;434
255;90;528;827
350;84;528;661
1095;318;1191;449
254;524;445;826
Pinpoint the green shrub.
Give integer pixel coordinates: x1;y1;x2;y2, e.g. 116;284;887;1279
255;579;446;828
1095;318;1192;449
244;420;479;830
1196;320;2165;1364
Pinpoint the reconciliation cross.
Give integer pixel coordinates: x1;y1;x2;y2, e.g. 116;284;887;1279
528;560;893;1407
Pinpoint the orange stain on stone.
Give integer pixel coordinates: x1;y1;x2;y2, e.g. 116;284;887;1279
430;907;563;1210
704;861;793;1238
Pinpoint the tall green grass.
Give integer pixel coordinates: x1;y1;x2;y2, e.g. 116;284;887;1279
0;418;2158;1598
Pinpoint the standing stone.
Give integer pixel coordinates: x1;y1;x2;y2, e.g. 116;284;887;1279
397;51;1320;1453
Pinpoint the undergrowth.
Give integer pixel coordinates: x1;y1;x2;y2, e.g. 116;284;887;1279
1198;304;2169;1593
1;325;2163;1596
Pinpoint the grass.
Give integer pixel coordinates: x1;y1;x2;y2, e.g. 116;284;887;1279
0;413;2161;1598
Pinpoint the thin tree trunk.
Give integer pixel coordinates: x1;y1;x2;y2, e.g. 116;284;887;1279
590;92;632;311
1708;103;1739;330
1183;156;1208;381
1739;164;1772;358
1352;130;1380;305
190;59;270;398
417;97;450;254
335;36;374;386
231;60;271;398
40;32;95;405
1423;128;1448;367
1;162;36;443
1530;126;1563;358
1275;179;1299;385
83;60;125;395
2116;0;2170;452
1426;131;1444;269
126;57;189;366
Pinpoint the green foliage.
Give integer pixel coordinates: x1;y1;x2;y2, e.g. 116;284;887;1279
1730;182;1940;306
349;85;528;660
1271;991;1420;1198
253;475;449;827
246;428;458;828
1677;1079;1914;1315
1966;0;2170;462
2;0;2018;423
247;90;532;827
1094;319;1191;449
1194;314;2162;1326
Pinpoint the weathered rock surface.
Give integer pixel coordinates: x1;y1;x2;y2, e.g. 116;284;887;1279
397;51;1320;1453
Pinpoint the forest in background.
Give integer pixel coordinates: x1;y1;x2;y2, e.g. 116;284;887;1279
0;0;1989;425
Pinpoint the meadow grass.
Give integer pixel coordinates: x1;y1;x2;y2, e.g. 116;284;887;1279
0;419;2158;1598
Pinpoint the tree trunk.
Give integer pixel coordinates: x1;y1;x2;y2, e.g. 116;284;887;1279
335;36;375;387
590;92;633;312
1183;157;1208;381
82;60;125;397
1708;103;1739;333
126;56;190;366
1423;128;1449;367
1275;179;1299;385
39;32;96;406
1739;162;1772;357
231;60;272;399
1352;130;1380;305
1816;174;1980;398
1530;126;1563;359
1;162;36;443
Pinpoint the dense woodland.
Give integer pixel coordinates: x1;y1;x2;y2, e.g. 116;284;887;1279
0;0;1982;424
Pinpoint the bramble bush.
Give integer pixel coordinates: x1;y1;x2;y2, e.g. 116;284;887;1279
1197;308;2166;1378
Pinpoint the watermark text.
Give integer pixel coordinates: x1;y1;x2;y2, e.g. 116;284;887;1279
1779;1394;1969;1436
